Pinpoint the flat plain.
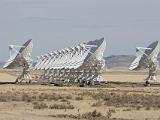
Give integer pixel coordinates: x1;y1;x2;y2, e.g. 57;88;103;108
0;70;160;120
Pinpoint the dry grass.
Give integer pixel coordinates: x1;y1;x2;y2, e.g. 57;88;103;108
0;71;160;120
49;110;129;120
0;84;159;119
92;100;102;107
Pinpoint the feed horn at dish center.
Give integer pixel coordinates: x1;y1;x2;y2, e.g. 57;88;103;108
34;38;106;85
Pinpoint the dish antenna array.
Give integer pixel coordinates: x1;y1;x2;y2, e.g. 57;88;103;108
34;38;106;85
129;41;160;86
3;39;33;83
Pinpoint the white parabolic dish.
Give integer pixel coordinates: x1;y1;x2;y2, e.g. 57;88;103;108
34;38;106;83
34;38;106;70
129;41;160;70
3;39;33;69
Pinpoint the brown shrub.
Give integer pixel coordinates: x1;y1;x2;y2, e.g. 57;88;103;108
75;96;83;101
49;103;74;109
81;110;102;119
33;102;48;109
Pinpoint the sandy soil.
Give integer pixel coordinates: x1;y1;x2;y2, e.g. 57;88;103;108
0;70;160;120
0;72;17;82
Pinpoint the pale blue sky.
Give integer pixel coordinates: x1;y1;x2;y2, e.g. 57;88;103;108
0;0;160;60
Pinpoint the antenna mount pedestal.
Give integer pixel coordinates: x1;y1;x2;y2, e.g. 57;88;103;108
145;61;159;86
15;64;31;83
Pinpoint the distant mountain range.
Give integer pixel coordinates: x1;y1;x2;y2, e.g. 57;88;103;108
104;55;135;69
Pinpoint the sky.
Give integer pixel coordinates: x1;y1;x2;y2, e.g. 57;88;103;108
0;0;160;61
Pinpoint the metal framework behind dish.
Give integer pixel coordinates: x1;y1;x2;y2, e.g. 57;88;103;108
34;38;106;85
129;41;160;85
3;39;33;83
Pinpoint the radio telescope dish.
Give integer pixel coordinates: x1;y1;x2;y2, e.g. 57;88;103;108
3;39;33;83
34;38;106;86
129;41;160;86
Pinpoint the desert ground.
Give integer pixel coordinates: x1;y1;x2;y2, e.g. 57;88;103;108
0;70;160;120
